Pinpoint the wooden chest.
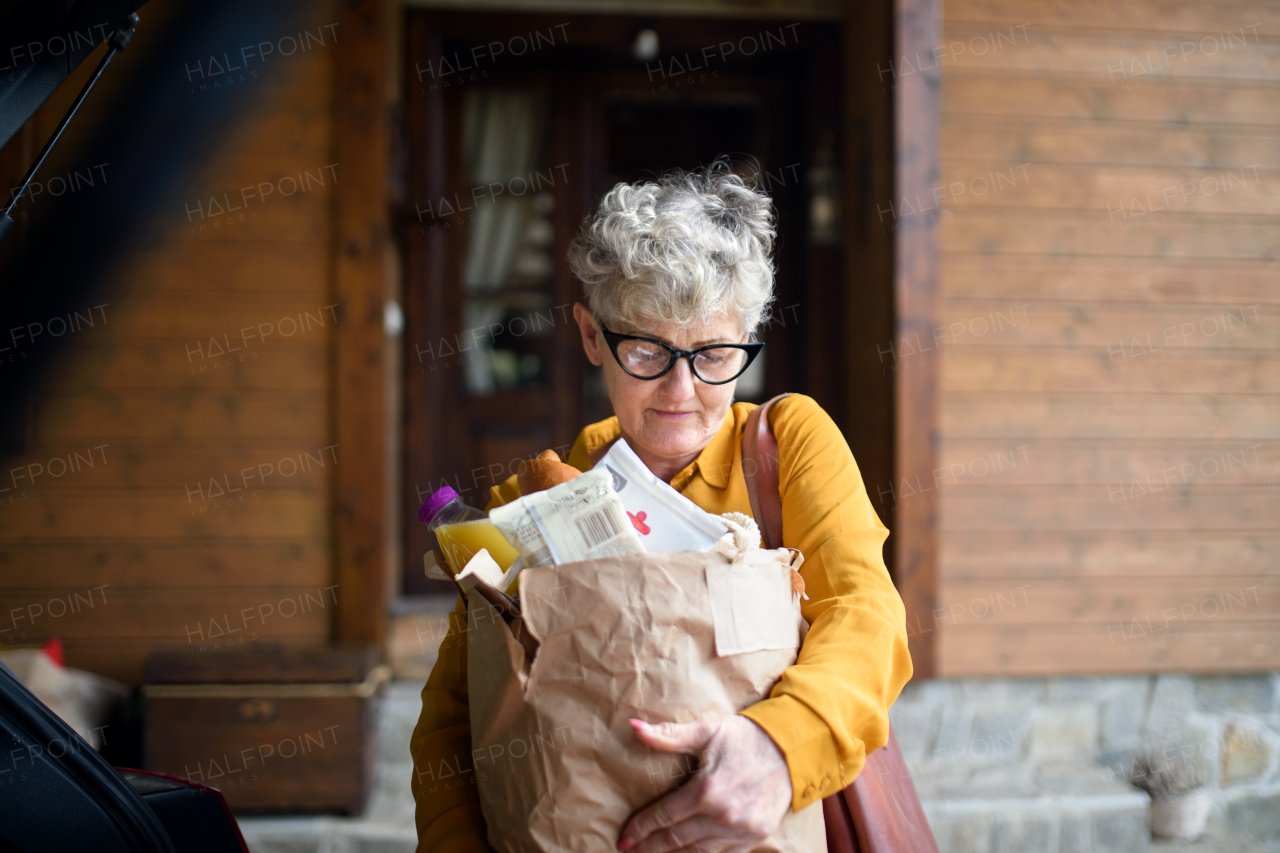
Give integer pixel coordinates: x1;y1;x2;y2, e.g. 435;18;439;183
142;644;388;814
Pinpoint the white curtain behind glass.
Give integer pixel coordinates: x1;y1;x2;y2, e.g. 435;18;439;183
461;89;550;394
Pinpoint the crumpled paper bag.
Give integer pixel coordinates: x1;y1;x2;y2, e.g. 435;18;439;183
466;546;826;853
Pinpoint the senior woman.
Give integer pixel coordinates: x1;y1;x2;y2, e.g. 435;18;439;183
411;164;912;853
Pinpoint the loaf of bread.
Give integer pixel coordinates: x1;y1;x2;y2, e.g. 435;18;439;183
516;449;581;495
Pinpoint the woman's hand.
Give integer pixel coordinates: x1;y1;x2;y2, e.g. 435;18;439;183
618;714;792;853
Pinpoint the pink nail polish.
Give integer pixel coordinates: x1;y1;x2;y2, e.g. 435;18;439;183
618;837;635;851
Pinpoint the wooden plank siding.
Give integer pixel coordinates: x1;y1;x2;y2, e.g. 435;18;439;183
931;0;1280;674
0;2;344;684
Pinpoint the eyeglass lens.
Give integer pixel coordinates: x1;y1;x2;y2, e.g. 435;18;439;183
614;338;749;382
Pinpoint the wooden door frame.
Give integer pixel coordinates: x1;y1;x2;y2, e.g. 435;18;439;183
840;0;940;679
333;0;392;650
889;0;941;678
332;0;944;674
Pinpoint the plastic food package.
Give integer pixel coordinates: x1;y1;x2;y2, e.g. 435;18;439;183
489;468;644;568
593;438;730;553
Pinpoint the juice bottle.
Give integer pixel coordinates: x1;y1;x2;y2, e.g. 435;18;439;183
418;485;520;577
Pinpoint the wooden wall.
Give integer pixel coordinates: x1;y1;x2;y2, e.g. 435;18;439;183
932;0;1280;674
0;0;343;684
3;0;1275;685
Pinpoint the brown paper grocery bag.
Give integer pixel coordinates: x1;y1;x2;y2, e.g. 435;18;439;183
467;547;827;853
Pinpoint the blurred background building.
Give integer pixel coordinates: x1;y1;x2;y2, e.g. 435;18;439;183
0;0;1275;850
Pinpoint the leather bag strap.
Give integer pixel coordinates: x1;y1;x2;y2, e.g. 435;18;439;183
741;393;792;550
740;393;939;853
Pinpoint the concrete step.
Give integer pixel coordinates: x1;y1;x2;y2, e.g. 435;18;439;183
916;760;1151;853
924;794;1150;853
237;817;415;853
1152;818;1274;853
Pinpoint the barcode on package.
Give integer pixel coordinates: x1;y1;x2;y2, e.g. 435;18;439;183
576;508;623;549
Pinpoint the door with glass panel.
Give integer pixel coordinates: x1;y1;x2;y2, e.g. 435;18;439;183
402;78;582;593
401;12;845;594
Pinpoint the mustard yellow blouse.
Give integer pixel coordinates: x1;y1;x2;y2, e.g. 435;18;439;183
410;393;912;852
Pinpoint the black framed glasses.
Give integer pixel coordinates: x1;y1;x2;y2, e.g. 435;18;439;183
599;323;764;385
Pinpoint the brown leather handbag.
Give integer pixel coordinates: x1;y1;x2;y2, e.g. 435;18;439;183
742;394;939;853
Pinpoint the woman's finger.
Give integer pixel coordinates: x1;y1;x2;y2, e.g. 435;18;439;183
618;778;703;851
626;816;730;853
629;715;722;755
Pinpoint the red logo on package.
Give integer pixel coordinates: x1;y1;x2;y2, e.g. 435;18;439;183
627;510;650;535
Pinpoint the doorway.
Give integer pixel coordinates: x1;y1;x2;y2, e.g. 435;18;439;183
399;11;849;593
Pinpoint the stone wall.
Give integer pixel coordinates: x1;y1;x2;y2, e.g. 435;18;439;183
890;673;1280;851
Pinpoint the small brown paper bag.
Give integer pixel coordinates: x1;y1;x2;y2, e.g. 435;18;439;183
467;546;827;853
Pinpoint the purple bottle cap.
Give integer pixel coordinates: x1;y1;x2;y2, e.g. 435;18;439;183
418;485;461;527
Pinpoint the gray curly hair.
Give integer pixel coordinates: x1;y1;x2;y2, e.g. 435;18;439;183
568;163;776;338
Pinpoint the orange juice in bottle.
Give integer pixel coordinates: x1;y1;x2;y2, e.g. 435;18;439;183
418;486;519;576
